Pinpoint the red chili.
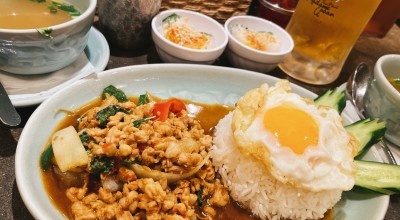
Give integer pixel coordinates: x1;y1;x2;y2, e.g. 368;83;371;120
152;98;186;121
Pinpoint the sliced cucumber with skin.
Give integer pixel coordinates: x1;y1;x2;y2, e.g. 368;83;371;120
314;88;346;114
355;160;400;195
314;87;399;195
345;118;386;157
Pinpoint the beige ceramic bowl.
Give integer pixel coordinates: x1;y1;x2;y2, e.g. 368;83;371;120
151;9;228;64
364;54;400;146
0;0;97;75
224;15;294;73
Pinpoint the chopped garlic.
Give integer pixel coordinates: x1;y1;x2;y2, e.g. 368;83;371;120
162;13;212;50
230;24;281;52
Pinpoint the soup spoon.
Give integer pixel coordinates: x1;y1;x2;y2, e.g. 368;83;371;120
346;64;397;165
0;81;21;127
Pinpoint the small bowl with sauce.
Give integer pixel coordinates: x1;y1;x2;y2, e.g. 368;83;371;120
151;9;228;64
364;54;400;146
224;15;294;73
0;0;97;75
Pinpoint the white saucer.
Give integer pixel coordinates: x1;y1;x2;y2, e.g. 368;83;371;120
0;27;110;107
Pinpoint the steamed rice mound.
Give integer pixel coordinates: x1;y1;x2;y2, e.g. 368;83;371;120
211;112;343;220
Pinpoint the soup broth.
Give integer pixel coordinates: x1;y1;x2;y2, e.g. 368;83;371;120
389;77;400;92
0;0;76;29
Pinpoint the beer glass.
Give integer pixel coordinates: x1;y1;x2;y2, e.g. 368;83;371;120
279;0;382;85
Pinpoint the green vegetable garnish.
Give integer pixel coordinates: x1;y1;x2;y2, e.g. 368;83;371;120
36;27;53;40
47;4;57;13
196;185;204;207
79;131;90;143
69;11;81;17
121;159;134;167
50;1;81;18
40;145;53;171
395;79;400;85
162;13;180;23
137;94;149;106
52;1;77;12
96;105;129;128
133;116;155;128
102;85;128;102
90;156;115;174
32;0;46;3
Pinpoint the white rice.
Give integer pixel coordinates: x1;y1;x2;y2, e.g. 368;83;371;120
211;112;343;220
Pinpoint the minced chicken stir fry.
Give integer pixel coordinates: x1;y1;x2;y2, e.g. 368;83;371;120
41;85;229;220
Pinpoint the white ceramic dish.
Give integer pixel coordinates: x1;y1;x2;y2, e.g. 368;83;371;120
15;64;388;220
151;9;228;64
364;54;400;146
224;15;294;73
1;27;109;107
0;0;97;75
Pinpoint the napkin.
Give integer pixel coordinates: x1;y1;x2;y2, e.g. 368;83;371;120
0;52;94;95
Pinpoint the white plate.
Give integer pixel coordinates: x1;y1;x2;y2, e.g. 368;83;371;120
15;64;389;220
0;27;109;107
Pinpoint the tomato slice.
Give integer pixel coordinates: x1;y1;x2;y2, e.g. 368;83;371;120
152;98;186;121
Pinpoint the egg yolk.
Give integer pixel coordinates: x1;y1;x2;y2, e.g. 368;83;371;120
263;106;319;154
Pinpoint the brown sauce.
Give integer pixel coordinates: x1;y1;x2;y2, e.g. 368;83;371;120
41;96;332;220
0;0;74;29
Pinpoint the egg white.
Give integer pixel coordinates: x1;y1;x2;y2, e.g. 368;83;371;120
233;81;356;192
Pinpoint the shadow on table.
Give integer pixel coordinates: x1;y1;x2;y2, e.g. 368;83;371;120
12;180;34;219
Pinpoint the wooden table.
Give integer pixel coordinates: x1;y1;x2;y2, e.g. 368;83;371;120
1;23;399;220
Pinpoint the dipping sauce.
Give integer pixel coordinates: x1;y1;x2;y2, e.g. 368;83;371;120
163;13;212;50
230;24;281;52
388;77;400;92
0;0;78;29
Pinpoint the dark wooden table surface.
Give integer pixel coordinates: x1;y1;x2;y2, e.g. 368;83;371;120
1;23;399;220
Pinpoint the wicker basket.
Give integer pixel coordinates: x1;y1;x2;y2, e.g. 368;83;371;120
160;0;252;23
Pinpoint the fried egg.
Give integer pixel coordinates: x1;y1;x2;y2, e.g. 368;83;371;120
232;80;356;192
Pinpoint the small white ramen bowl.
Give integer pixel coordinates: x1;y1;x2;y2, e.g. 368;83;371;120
364;54;400;146
224;15;294;73
0;0;97;75
151;9;228;64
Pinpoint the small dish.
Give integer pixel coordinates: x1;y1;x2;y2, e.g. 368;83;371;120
0;27;110;107
151;9;228;64
224;15;294;73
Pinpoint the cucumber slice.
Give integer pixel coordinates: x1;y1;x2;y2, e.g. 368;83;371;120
314;88;346;114
355;160;400;195
345;118;386;157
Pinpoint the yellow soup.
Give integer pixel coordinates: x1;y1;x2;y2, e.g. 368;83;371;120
0;0;75;29
389;77;400;92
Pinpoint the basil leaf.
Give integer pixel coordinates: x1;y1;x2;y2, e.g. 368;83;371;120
137;94;149;106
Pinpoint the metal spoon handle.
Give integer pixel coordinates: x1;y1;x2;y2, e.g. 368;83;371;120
380;139;398;165
0;81;21;127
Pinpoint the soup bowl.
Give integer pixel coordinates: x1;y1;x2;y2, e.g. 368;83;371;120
364;54;400;146
0;0;97;75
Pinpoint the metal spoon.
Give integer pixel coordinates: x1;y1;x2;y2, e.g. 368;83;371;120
0;81;21;127
346;64;397;164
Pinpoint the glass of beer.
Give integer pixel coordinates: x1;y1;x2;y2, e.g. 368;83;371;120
279;0;382;85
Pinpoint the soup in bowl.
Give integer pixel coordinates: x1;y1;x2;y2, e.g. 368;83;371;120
0;0;97;75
